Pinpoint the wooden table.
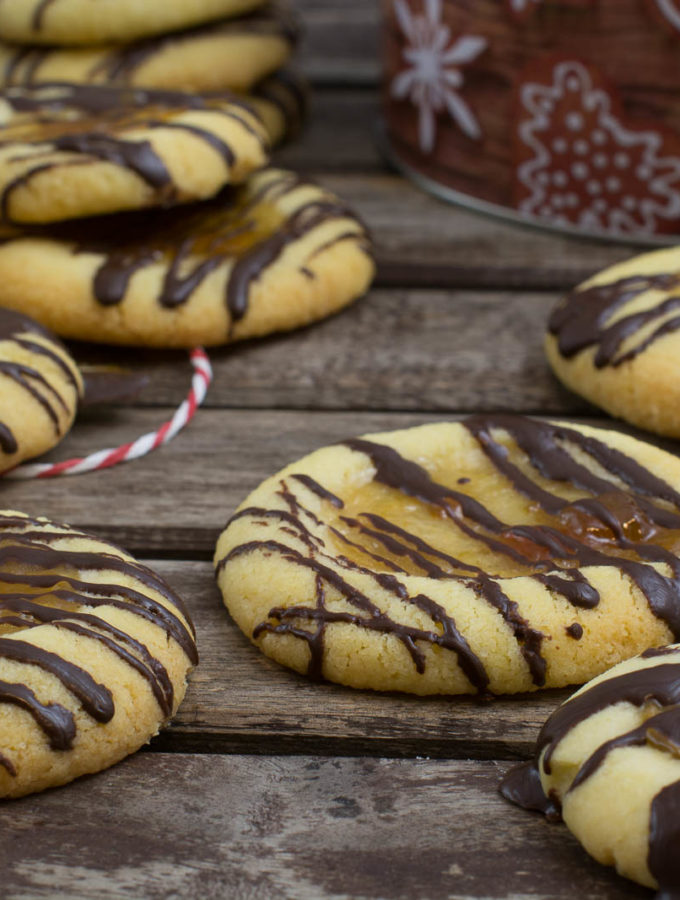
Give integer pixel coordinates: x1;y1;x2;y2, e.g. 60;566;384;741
0;4;661;897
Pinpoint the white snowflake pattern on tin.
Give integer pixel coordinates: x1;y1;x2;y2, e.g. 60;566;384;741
651;0;680;35
390;0;487;154
516;60;680;234
508;0;543;14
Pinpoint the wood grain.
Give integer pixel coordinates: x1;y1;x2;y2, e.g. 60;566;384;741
71;288;587;412
0;754;647;900
137;559;569;758
297;0;380;84
4;409;665;555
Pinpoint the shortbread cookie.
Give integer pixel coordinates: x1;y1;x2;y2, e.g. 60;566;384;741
0;510;197;798
0;76;304;149
0;85;268;224
0;9;297;93
0;168;375;347
247;71;307;145
0;0;266;46
215;415;680;695
501;645;680;895
0;308;81;473
546;246;680;437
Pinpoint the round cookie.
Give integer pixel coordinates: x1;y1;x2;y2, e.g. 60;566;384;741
0;10;297;93
0;75;305;149
0;509;198;798
246;71;307;146
0;167;375;348
546;246;680;438
215;415;680;696
500;645;680;895
0;308;82;474
0;84;268;224
0;0;267;46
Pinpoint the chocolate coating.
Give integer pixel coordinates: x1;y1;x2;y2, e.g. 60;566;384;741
500;646;680;898
0;512;197;774
216;415;680;692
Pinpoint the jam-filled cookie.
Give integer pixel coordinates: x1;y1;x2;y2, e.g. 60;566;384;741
546;246;680;438
215;415;680;695
0;75;305;149
0;85;267;224
0;510;197;798
501;645;680;896
0;308;81;473
0;9;296;93
0;0;266;46
0;168;375;347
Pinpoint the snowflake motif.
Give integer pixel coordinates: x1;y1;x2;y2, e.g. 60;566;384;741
505;0;594;22
648;0;680;36
390;0;487;154
515;60;680;235
507;0;543;18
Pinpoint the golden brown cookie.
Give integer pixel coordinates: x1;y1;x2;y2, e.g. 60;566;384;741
215;415;680;695
0;0;267;46
0;83;268;224
546;246;680;438
0;9;297;93
0;509;198;798
0;307;81;473
0;168;375;347
501;645;680;895
246;71;307;146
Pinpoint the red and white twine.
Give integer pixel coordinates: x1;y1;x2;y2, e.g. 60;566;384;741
4;347;213;480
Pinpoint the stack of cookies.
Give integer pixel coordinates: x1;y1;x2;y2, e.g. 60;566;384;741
0;6;375;352
0;0;307;147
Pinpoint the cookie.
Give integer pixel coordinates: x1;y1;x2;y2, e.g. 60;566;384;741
0;84;268;224
215;415;680;695
0;0;267;46
0;9;297;93
0;510;198;798
500;645;680;895
0;308;82;473
546;246;680;437
0;75;304;150
0;168;375;347
246;71;307;146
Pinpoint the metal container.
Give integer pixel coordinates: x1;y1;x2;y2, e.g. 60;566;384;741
382;0;680;242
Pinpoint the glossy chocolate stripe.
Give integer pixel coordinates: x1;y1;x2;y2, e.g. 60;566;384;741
549;272;680;365
0;637;114;722
0;360;67;435
0;596;174;716
649;779;680;899
31;0;56;29
0;678;74;750
0;575;197;665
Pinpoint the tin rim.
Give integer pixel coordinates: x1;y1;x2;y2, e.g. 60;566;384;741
377;123;677;251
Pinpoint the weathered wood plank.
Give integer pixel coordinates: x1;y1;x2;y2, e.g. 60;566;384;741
0;754;646;900
145;558;570;758
2;410;664;555
297;1;380;85
316;174;647;290
71;288;587;412
275;89;382;171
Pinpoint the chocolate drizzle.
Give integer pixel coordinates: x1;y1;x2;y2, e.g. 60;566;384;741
0;512;197;776
1;8;297;88
550;271;680;367
0;307;80;458
499;647;680;898
217;415;680;694
0;84;264;223
16;170;368;328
